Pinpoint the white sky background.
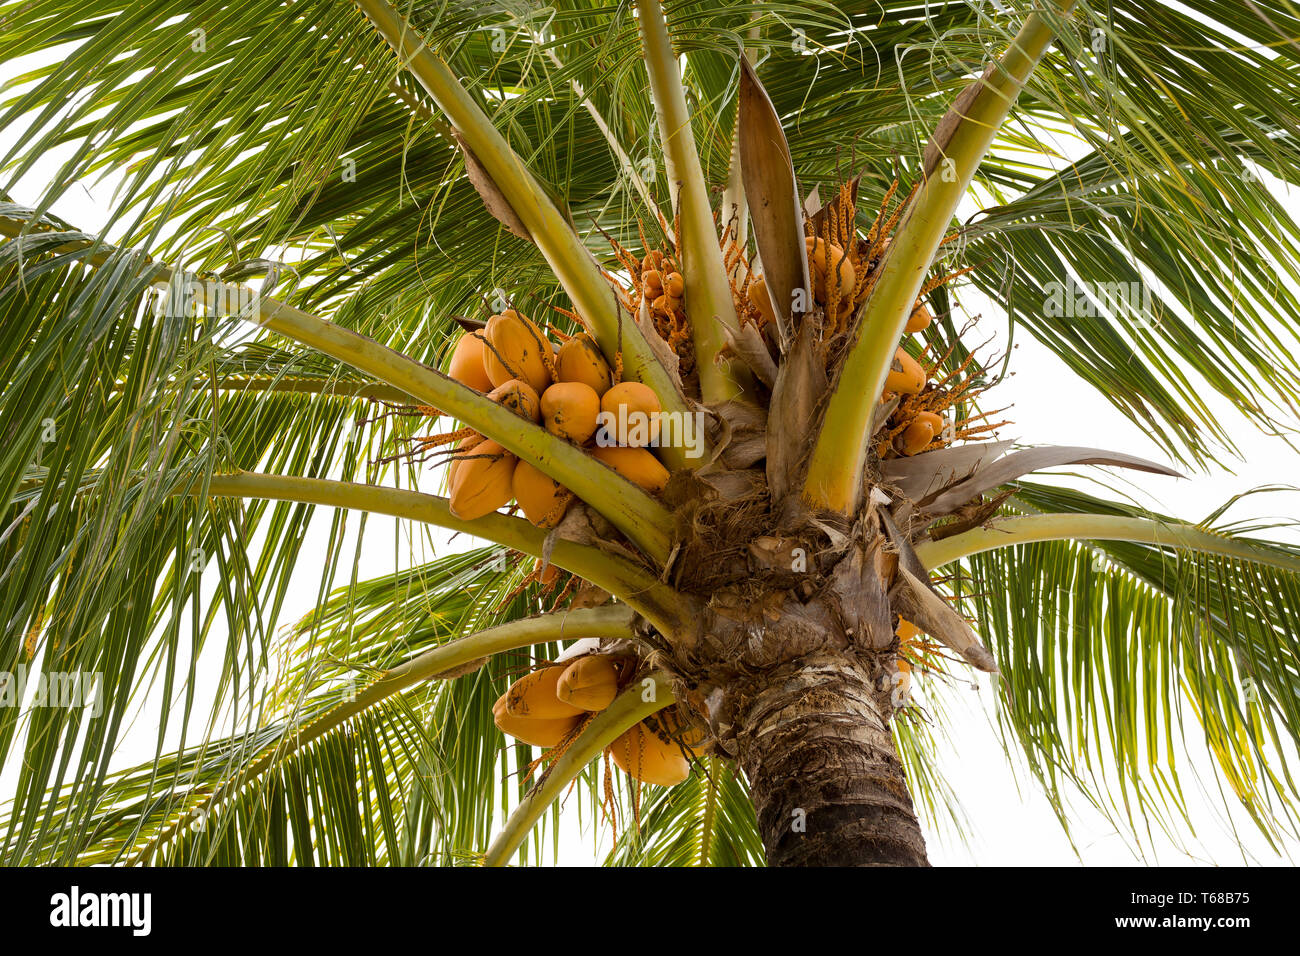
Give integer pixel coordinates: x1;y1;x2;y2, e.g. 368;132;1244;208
4;8;1300;866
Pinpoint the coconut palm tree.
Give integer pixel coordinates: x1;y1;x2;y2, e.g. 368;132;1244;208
3;0;1300;867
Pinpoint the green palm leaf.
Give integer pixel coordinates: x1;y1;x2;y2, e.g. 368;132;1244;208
945;481;1300;851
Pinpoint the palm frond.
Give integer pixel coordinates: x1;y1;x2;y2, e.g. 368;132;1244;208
0;546;621;864
947;482;1300;854
602;760;765;866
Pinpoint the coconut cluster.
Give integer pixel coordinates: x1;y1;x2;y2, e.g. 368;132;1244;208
493;652;700;786
743;235;956;460
443;309;670;527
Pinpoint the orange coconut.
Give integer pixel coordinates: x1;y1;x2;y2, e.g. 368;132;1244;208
540;381;600;444
492;693;580;747
488;378;541;423
748;276;778;327
512;459;571;529
806;236;856;307
555;655;620;712
503;665;585;720
448;439;515;520
609;718;691;786
591;445;669;493
905;304;933;334
555;333;612;396
447;432;484;491
598;382;661;447
448;331;494;392
642;269;664;299
884;348;926;396
482;309;552;395
899;410;943;456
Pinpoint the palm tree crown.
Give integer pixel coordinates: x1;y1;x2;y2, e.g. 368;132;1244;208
2;0;1300;865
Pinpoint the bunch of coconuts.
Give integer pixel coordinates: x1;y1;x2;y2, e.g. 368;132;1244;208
640;252;685;321
744;235;950;459
492;648;703;786
443;308;669;527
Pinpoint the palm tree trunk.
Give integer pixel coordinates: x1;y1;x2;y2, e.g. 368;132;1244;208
732;654;929;866
670;535;927;865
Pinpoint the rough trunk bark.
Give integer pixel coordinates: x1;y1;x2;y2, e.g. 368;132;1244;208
733;654;929;866
663;523;928;866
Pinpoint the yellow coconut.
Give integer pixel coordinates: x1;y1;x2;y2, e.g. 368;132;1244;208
488;378;540;423
503;665;585;719
448;439;516;520
555;654;620;712
748;276;778;327
884;348;926;396
599;381;661;447
609;718;691;787
447;432;484;491
642;269;664;299
658;706;708;748
905;304;933;334
555;333;612;396
591;445;669;493
482;309;552;395
898;424;931;457
540;381;600;444
651;293;678;316
492;693;580;747
663;271;685;298
448;331;494;392
806;236;856;307
894;620;918;698
893;660;913;703
916;410;943;431
899;410;943;456
512;459;572;529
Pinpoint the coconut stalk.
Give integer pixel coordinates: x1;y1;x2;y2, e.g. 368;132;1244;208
634;0;747;403
195;471;688;634
915;513;1300;574
802;1;1079;513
